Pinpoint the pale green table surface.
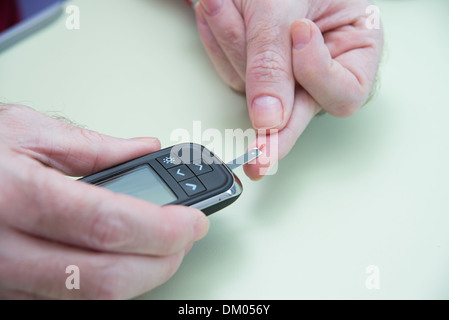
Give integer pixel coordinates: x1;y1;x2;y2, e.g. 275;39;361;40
1;0;448;299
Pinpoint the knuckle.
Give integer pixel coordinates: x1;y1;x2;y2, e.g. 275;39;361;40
224;75;246;93
153;206;194;255
221;28;246;61
0;104;32;134
86;253;184;299
222;25;243;49
87;207;135;251
247;49;290;83
78;129;107;172
158;252;185;285
330;104;359;118
327;98;363;118
88;258;133;300
230;81;246;93
324;78;368;118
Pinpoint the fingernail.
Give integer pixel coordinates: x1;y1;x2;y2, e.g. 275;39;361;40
130;137;160;144
201;0;223;16
194;213;209;241
292;20;311;50
252;96;284;129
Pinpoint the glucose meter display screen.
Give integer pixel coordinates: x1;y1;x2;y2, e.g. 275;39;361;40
98;165;177;205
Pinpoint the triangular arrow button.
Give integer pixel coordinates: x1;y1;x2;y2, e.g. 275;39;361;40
185;183;197;191
180;178;205;195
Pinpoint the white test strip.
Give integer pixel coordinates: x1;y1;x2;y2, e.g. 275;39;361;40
226;148;262;172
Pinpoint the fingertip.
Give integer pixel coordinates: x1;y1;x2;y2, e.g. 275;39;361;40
243;141;278;181
161;205;209;245
243;164;265;181
193;210;210;241
129;137;161;148
292;19;312;50
200;0;223;16
243;154;277;181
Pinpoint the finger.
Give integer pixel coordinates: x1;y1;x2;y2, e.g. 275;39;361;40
0;149;209;255
195;5;245;92
0;225;187;299
198;0;247;81
244;1;302;131
0;105;161;176
244;87;321;180
291;19;382;117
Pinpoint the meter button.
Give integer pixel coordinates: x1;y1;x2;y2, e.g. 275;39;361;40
187;163;212;176
180;177;206;196
157;154;182;169
167;165;194;182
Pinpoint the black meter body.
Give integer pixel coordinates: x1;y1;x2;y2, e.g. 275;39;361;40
80;143;243;215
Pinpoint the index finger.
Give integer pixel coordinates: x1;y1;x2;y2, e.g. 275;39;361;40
244;87;321;180
0;158;209;256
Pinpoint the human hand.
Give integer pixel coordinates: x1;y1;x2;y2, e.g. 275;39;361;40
195;0;384;179
0;105;209;299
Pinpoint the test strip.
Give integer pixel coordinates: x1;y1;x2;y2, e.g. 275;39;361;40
226;148;262;172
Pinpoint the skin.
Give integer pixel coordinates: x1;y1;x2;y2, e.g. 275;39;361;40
0;105;209;299
0;0;383;299
195;0;384;180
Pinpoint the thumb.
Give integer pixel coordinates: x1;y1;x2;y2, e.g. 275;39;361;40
0;105;161;176
244;3;298;132
45;129;161;177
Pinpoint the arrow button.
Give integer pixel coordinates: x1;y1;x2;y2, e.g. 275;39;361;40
168;165;194;182
187;162;212;176
180;177;206;196
185;183;197;191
